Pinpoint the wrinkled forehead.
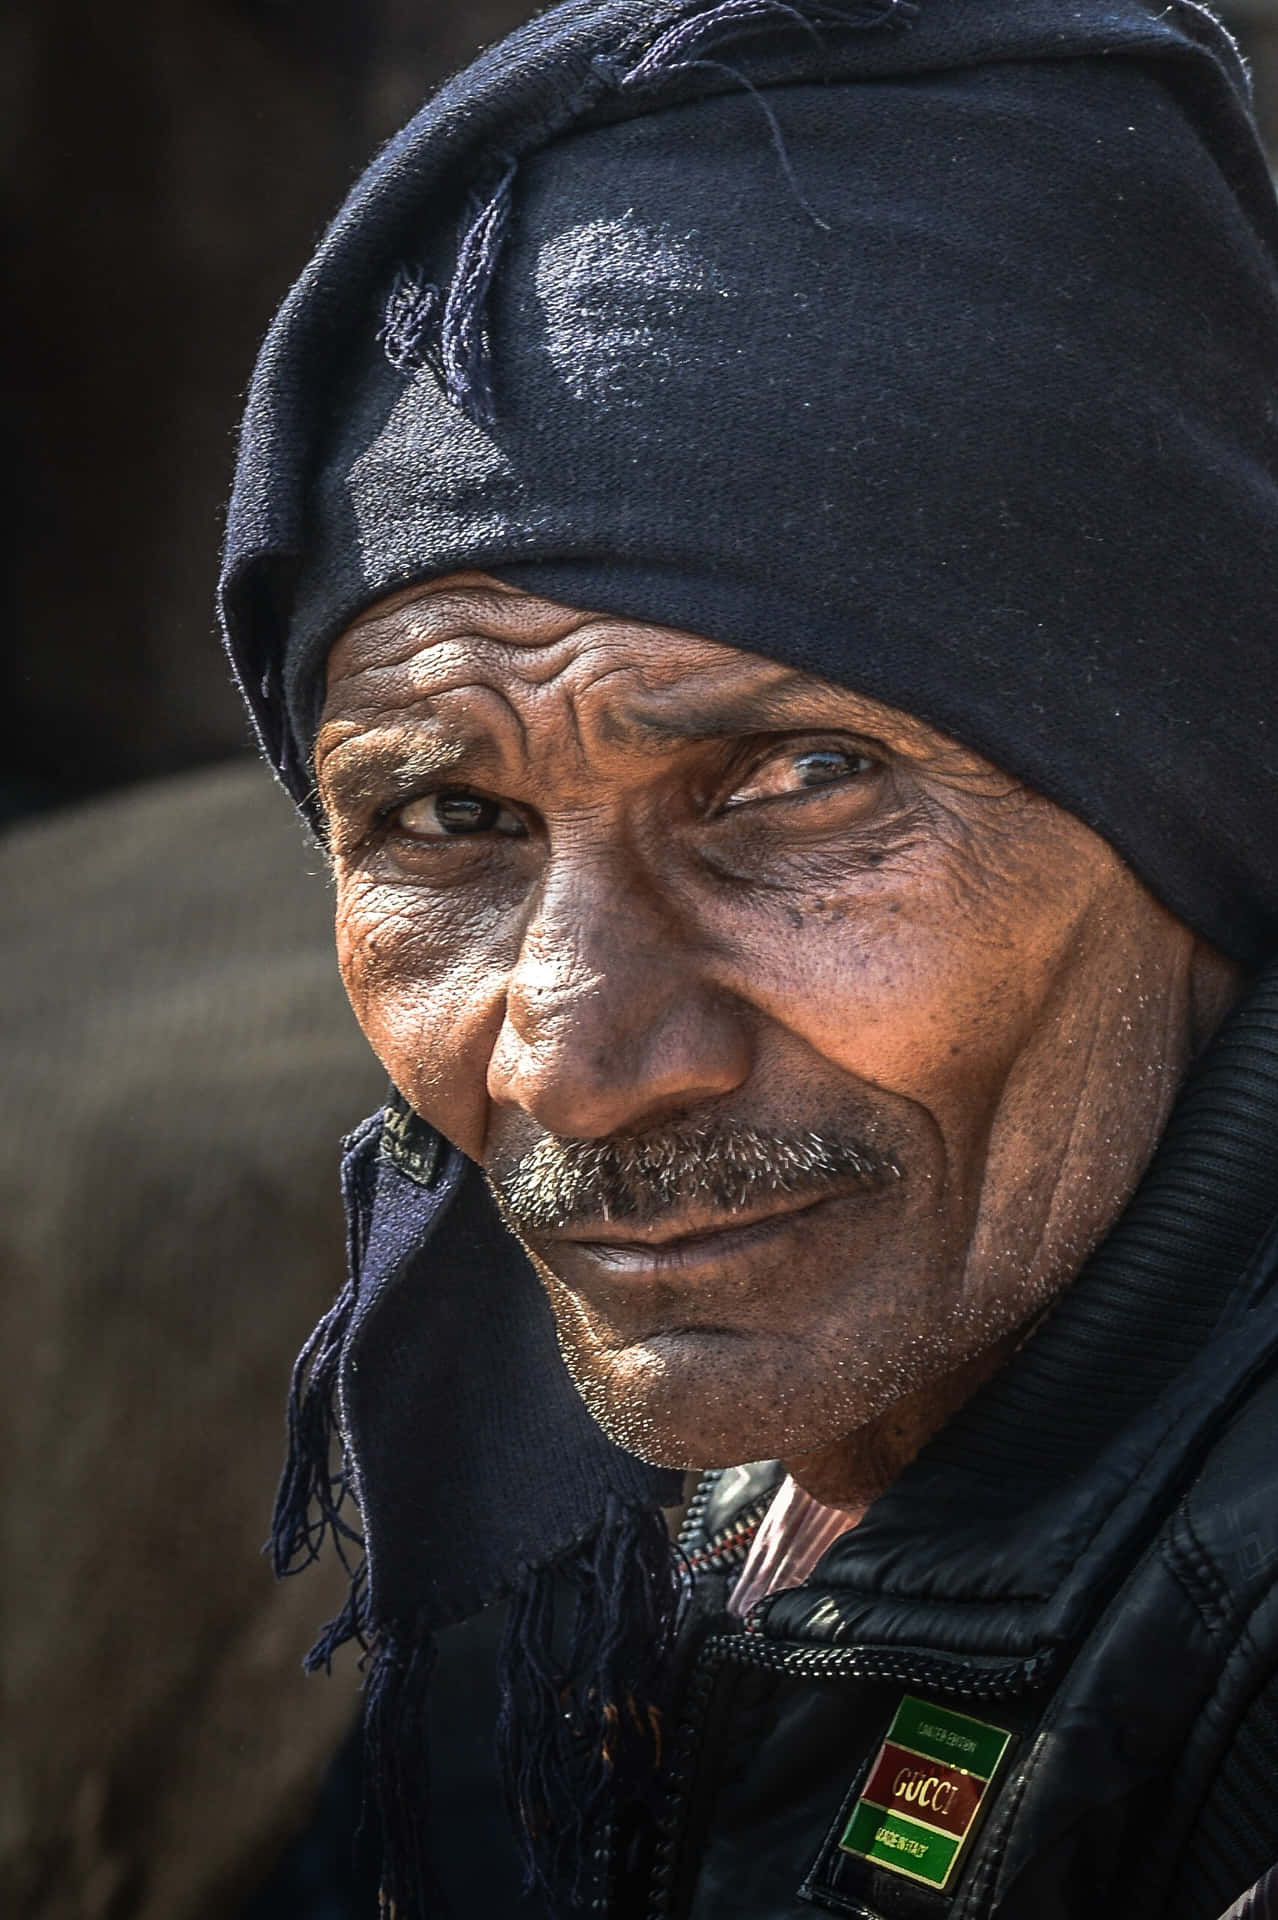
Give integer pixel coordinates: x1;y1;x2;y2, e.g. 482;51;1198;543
318;573;988;777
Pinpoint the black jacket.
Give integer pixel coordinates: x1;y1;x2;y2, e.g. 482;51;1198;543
286;980;1278;1920
594;990;1278;1920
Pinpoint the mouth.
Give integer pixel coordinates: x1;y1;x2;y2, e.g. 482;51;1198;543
551;1186;857;1274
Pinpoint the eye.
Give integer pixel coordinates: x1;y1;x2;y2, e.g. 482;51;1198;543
722;743;880;808
392;789;525;839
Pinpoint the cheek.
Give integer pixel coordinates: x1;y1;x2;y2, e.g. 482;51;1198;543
334;873;511;1154
724;884;1052;1130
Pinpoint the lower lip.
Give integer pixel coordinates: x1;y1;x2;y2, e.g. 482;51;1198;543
570;1192;838;1274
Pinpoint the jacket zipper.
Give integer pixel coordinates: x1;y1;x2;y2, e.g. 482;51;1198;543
679;1504;771;1579
676;1470;776;1578
644;1632;1052;1920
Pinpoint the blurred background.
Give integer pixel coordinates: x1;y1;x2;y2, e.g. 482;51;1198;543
2;4;1276;1917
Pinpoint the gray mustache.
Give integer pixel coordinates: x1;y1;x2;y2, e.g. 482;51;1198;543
488;1122;903;1234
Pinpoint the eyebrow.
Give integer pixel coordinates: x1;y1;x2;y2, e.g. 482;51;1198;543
602;677;883;751
317;730;490;815
316;671;924;820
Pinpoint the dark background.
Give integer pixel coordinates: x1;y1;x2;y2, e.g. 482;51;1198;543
2;0;540;819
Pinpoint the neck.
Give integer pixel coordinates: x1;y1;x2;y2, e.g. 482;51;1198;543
781;1327;1026;1514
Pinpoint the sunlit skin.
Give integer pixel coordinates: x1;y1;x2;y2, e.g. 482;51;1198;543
316;573;1241;1513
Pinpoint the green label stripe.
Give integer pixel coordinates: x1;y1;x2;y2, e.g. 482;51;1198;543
840;1800;962;1890
886;1695;1011;1781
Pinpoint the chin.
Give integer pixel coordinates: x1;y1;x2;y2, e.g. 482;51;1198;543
557;1323;879;1471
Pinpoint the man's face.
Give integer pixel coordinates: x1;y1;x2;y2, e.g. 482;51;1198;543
317;576;1216;1472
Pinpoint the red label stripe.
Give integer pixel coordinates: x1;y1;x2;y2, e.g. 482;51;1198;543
860;1743;988;1841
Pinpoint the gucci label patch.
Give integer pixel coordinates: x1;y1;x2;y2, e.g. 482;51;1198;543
838;1694;1013;1891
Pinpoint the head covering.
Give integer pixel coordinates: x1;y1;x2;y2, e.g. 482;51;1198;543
223;0;1278;964
220;1;1278;1910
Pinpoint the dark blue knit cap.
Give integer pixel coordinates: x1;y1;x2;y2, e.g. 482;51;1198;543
222;0;1278;965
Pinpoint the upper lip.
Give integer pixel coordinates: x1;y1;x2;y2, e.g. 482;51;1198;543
548;1184;855;1251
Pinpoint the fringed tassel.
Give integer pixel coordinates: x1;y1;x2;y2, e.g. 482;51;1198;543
304;1558;370;1676
496;1496;686;1904
440;159;518;423
270;1269;361;1578
363;1621;441;1919
269;1117;379;1667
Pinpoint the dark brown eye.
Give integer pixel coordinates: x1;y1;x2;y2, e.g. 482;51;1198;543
793;748;872;787
395;790;523;838
436;793;498;832
724;743;879;807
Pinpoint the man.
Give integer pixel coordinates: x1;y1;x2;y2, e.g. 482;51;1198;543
220;0;1278;1915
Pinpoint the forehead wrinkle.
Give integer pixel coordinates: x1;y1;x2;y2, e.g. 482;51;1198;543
333;585;990;776
529;650;797;753
327;652;538;752
333;580;601;684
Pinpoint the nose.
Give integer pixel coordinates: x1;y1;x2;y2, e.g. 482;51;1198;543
486;859;752;1140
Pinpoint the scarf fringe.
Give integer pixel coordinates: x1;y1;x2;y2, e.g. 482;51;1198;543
270;1269;360;1575
268;1119;684;1910
379;0;917;421
352;1500;681;1918
496;1495;686;1903
364;1622;442;1918
304;1557;371;1675
269;1128;375;1665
